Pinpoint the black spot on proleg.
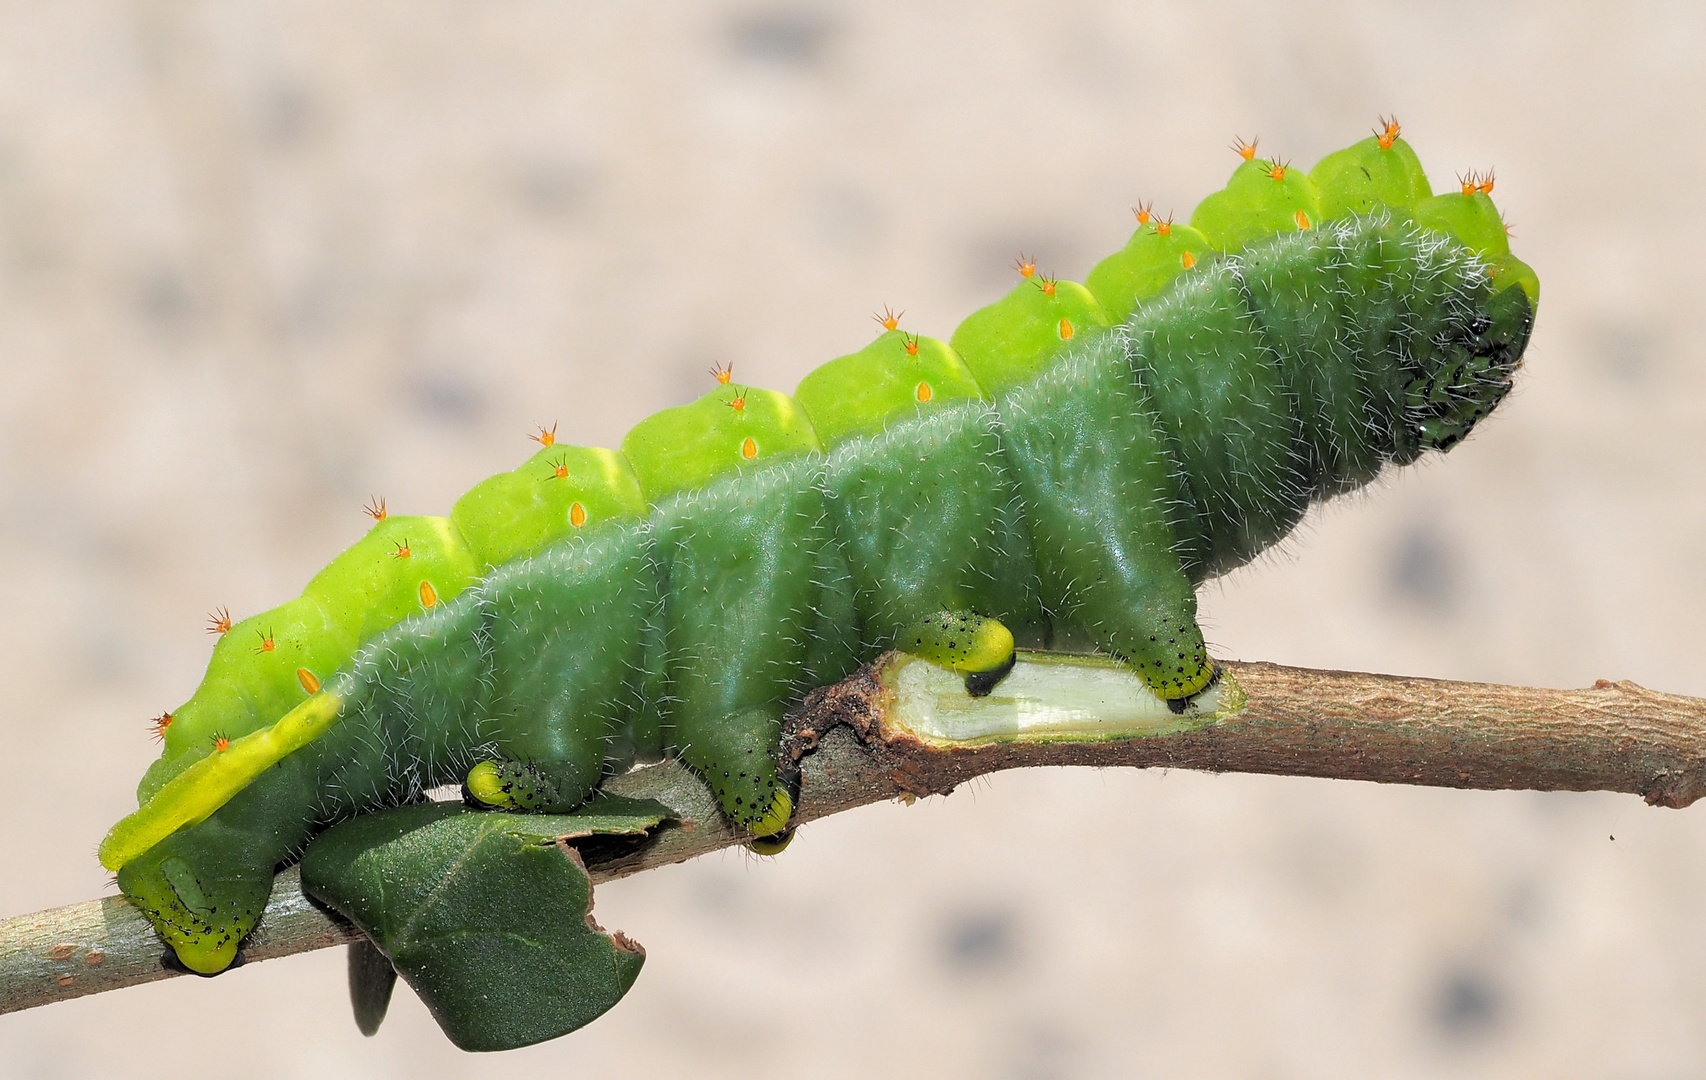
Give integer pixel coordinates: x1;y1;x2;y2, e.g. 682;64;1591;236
963;650;1017;698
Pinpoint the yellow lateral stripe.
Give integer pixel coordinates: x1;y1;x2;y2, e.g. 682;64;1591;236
99;692;343;871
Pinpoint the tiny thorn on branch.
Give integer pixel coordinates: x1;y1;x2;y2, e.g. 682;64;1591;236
5;653;1706;1015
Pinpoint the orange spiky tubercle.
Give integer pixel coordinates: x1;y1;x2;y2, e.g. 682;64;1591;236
1376;115;1401;150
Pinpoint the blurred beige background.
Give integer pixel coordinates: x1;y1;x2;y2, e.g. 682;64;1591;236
3;2;1705;1077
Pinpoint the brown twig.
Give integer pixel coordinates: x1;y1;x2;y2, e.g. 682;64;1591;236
5;654;1705;1016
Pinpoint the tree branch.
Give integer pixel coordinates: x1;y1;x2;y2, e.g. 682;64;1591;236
6;652;1705;1016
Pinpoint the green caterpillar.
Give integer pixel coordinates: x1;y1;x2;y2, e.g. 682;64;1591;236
101;120;1536;990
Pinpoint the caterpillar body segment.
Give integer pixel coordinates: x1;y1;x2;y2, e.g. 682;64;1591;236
1191;153;1324;252
949;275;1110;394
793;329;983;445
1309;127;1433;220
621;384;821;500
648;455;851;832
997;333;1213;696
468;522;659;810
821;400;1048;654
1085;220;1215;324
107;125;1538;983
1129;262;1307;579
451;444;645;570
1237;230;1391;498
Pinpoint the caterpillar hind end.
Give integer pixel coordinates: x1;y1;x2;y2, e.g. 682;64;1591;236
116;831;273;977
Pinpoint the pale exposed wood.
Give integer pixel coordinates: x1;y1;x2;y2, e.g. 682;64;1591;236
5;654;1704;1016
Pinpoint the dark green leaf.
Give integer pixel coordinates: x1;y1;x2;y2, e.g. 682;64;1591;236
301;797;672;1051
